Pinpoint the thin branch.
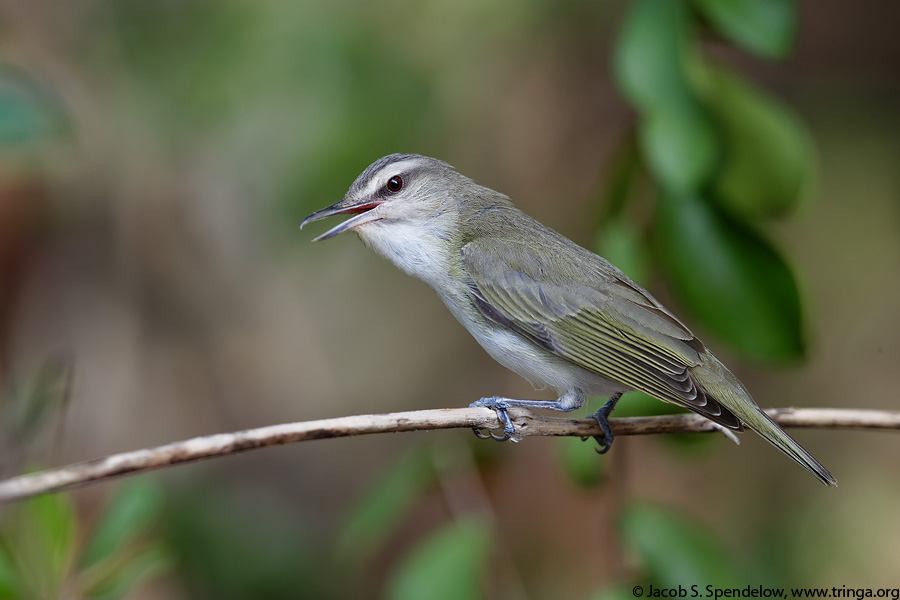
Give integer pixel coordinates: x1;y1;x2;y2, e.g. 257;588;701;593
0;406;896;503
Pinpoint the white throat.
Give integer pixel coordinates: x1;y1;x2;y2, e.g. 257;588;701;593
356;219;456;287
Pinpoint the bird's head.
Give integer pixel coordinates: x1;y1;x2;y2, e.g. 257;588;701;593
300;153;465;242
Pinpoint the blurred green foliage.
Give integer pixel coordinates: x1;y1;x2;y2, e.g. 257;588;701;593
0;0;854;596
621;503;744;587
93;0;449;237
691;0;796;59
594;137;653;286
0;365;169;599
336;446;437;565
611;0;811;361
655;194;804;359
163;483;331;600
557;433;608;488
615;0;718;194
698;67;813;219
0;480;171;600
385;517;492;600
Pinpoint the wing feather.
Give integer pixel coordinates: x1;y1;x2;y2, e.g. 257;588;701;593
461;238;743;430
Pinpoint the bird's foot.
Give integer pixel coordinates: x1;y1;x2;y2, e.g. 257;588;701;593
584;393;622;455
470;396;516;442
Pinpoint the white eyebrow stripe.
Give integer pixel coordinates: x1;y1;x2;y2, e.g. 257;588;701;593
360;157;428;197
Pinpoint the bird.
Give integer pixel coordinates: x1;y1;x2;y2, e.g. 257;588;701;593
300;153;836;486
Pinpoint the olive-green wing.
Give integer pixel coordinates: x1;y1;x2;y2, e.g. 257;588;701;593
461;238;743;430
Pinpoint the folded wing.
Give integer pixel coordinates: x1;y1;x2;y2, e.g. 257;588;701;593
461;237;743;431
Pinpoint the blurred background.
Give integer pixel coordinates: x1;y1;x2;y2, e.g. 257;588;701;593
0;0;898;598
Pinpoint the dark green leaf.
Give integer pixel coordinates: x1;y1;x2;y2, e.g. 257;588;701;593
655;193;804;360
80;479;165;569
692;0;797;59
386;518;491;600
614;0;718;192
620;502;742;587
639;107;717;194
614;0;692;112
337;446;436;564
700;66;813;218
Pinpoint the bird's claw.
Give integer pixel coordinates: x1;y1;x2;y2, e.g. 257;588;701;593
584;393;621;455
590;435;613;455
471;427;493;440
580;431;612;453
470;426;513;441
469;397;516;442
490;428;513;442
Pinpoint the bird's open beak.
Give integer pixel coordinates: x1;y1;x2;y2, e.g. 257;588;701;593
300;200;384;242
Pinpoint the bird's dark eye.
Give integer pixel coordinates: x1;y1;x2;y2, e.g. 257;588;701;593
386;175;403;193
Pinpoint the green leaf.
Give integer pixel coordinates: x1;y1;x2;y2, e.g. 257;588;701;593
386;518;491;600
692;0;797;59
614;0;718;192
639;107;717;194
75;480;171;599
620;502;742;587
701;66;813;218
655;193;804;361
337;446;436;564
0;491;78;597
30;492;77;579
80;479;165;569
557;435;606;488
614;0;692;112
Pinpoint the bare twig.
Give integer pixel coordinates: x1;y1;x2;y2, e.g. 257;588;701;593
0;406;896;503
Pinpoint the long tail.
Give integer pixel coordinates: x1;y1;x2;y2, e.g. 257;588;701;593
692;350;837;487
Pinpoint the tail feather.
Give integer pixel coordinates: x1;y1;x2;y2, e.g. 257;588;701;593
692;351;837;487
747;410;837;487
